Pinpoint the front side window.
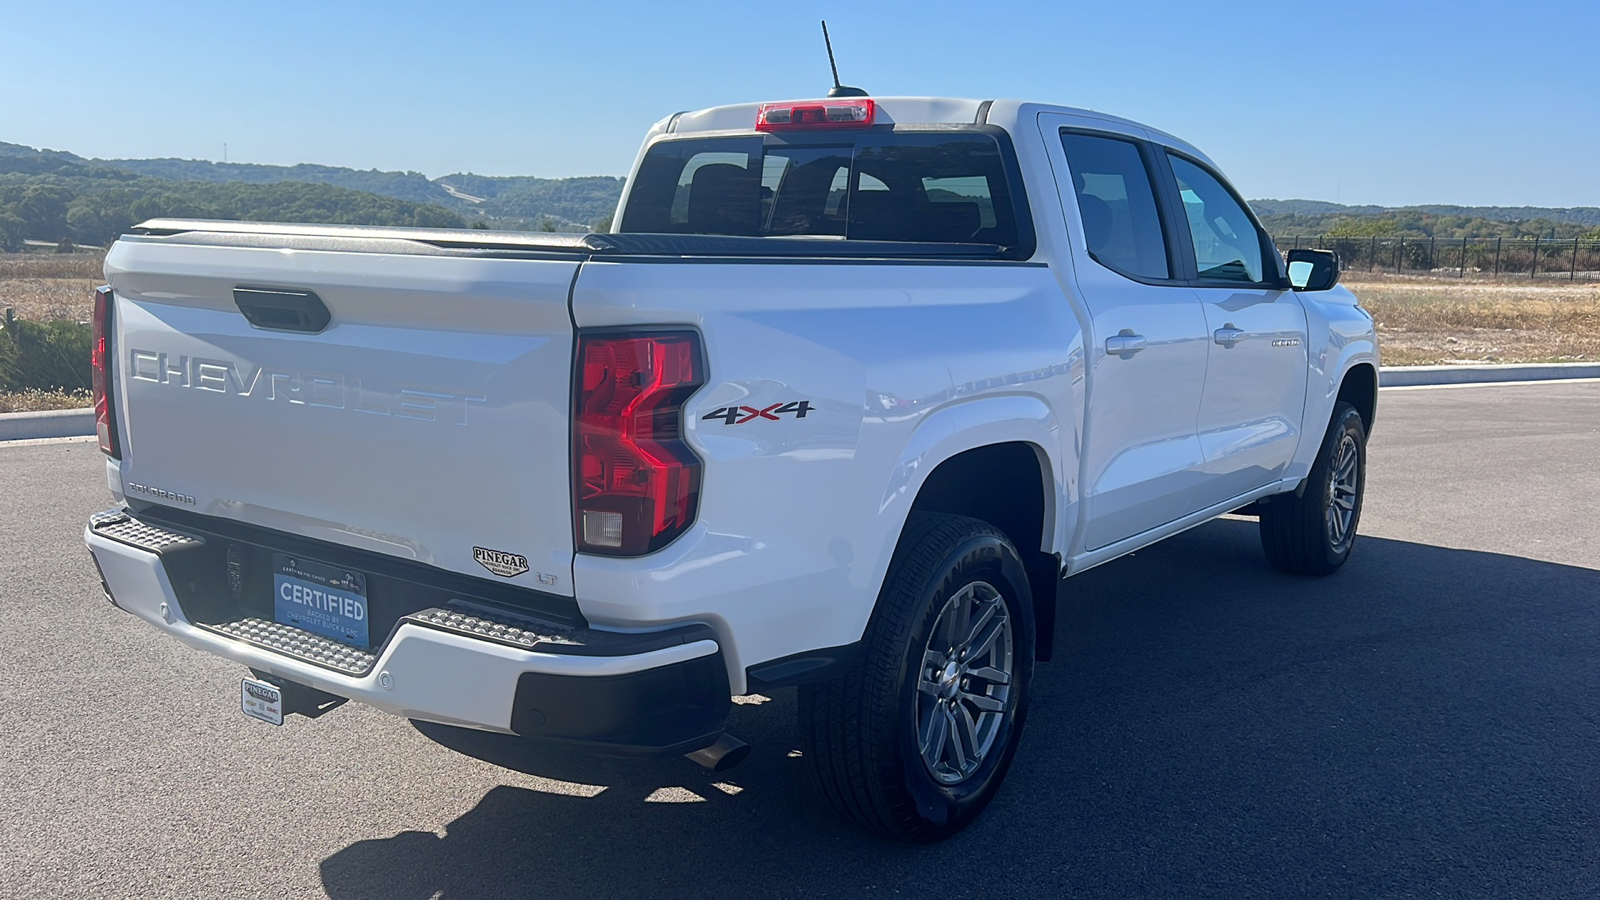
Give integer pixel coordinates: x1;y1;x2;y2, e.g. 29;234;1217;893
619;131;1023;249
1059;132;1170;280
1168;155;1267;284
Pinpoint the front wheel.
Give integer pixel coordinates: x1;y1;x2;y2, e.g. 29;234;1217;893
798;513;1035;842
1259;401;1367;575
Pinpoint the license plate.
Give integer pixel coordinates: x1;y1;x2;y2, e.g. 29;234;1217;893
272;553;370;648
241;677;284;726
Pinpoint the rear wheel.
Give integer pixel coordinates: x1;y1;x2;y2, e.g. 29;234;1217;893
1260;401;1366;575
798;513;1035;842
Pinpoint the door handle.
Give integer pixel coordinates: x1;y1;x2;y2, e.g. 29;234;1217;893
1105;332;1147;357
1213;326;1246;346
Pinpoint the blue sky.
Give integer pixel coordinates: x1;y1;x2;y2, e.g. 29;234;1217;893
6;0;1597;207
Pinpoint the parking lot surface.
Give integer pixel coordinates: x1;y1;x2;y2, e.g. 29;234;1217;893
2;381;1597;899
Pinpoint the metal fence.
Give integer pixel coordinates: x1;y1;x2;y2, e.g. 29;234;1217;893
1272;235;1600;281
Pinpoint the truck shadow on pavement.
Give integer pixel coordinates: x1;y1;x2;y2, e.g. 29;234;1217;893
319;519;1600;899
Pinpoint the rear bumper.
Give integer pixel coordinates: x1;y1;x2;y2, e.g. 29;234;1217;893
85;510;730;755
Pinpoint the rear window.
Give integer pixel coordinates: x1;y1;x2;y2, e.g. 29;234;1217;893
619;132;1025;250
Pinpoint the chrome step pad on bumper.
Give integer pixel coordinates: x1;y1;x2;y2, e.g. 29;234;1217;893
90;509;203;553
208;617;379;675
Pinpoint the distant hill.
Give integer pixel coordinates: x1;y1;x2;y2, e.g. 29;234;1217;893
1253;199;1600;240
428;173;626;226
105;158;446;205
0;142;467;250
0;142;135;180
1253;199;1386;218
1254;198;1600;226
0;141;625;247
97;155;624;229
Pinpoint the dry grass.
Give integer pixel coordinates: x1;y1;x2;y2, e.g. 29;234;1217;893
0;388;92;413
1345;275;1600;366
0;252;106;323
0;254;105;280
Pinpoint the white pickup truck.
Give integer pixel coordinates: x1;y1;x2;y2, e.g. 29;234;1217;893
85;95;1377;841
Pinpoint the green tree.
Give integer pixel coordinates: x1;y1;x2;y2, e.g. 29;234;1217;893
0;210;25;251
17;184;71;240
1324;217;1399;238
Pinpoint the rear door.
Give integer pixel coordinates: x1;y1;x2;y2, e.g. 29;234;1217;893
1160;152;1309;506
107;235;581;595
1044;119;1211;551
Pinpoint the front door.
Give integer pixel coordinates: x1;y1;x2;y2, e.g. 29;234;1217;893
1163;153;1309;506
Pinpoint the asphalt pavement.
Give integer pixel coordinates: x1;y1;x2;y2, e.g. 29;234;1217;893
2;382;1597;899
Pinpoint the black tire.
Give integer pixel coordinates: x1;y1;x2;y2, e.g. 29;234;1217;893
1260;401;1367;575
798;512;1035;842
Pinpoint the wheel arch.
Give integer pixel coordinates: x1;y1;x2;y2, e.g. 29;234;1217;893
907;441;1062;662
1337;362;1378;434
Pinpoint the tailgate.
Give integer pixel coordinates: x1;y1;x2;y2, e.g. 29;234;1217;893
105;235;581;596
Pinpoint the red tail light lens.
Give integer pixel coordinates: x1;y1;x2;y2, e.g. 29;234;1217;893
91;286;119;459
574;331;704;556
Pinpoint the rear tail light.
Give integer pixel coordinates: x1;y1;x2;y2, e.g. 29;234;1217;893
573;331;705;556
91;286;119;459
756;98;875;132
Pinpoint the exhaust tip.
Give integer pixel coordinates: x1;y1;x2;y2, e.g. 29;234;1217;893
685;733;750;772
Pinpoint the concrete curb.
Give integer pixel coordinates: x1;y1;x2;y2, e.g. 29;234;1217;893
0;408;95;442
1379;362;1600;388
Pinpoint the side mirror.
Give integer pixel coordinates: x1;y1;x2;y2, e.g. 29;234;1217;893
1287;248;1341;291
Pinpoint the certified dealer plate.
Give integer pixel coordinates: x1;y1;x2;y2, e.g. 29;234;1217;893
272;554;370;648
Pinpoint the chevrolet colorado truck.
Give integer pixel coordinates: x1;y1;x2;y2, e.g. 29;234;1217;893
85;95;1377;841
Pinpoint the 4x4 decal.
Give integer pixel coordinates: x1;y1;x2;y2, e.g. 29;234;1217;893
702;401;813;425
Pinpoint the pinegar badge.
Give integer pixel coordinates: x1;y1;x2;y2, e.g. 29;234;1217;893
473;546;530;578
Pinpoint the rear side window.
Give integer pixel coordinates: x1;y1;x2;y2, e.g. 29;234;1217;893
1059;132;1170;280
620;132;1024;249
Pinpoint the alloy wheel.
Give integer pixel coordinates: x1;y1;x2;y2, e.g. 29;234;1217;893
915;580;1015;785
1326;432;1360;551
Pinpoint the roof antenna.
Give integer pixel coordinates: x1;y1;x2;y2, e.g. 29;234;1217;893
821;21;869;98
